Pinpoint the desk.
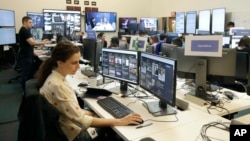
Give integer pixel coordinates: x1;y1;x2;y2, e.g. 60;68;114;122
84;95;214;141
175;81;250;116
44;42;83;48
134;115;230;141
66;71;244;141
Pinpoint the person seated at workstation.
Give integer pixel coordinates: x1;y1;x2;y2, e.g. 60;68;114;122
19;16;51;92
138;30;147;37
119;36;128;49
97;32;107;48
225;21;235;36
171;37;183;47
236;35;250;54
149;35;159;52
36;40;143;141
108;36;119;48
155;33;167;55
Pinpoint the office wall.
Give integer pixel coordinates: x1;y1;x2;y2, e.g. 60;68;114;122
1;0;152;42
150;0;250;28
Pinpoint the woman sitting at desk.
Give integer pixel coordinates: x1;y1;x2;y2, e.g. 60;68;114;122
36;40;142;141
237;35;250;54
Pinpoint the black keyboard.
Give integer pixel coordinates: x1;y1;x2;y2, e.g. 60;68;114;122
97;97;134;118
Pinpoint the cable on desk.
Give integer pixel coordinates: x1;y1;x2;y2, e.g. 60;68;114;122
144;114;179;123
207;103;231;119
200;121;230;141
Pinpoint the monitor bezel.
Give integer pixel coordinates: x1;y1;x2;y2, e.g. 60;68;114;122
85;11;117;32
0;9;15;27
101;48;139;85
139;52;177;107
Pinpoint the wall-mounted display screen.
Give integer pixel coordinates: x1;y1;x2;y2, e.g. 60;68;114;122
198;10;211;32
212;8;226;34
43;9;81;34
175;12;185;33
0;9;15;27
85;12;117;32
140;18;158;31
119;17;137;29
186;11;197;34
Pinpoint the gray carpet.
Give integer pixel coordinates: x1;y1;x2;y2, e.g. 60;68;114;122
0;68;22;141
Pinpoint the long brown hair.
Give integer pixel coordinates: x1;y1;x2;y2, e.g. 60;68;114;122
35;40;80;88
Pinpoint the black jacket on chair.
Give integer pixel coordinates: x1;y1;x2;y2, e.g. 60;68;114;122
17;94;68;141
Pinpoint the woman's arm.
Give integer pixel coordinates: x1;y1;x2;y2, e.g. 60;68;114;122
91;113;142;127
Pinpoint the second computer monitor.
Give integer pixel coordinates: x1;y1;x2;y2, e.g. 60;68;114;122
140;52;177;116
102;48;138;96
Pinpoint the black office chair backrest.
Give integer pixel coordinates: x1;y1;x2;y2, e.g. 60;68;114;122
146;45;154;53
236;52;249;82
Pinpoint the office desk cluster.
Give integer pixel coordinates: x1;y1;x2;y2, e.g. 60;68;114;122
65;67;250;141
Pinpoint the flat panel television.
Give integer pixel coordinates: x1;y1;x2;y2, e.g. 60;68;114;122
140;18;158;31
85;12;117;32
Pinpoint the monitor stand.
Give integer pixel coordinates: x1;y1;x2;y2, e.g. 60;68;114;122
108;81;136;97
142;100;176;117
184;59;218;106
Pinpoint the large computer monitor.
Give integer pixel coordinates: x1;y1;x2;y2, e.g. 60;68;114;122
211;8;226;34
140;52;177;116
0;9;15;27
0;28;16;45
102;48;138;96
85;11;117;32
27;12;44;28
175;12;185;33
176;47;236;102
140;18;158;31
129;36;148;52
31;28;44;41
186;11;197;34
198;9;211;32
43;9;81;34
83;39;102;75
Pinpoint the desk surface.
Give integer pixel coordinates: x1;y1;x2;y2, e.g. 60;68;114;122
134;115;230;141
44;42;83;47
176;80;250;116
84;95;214;141
66;71;247;141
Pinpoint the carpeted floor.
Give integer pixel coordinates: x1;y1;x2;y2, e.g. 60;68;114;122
0;68;22;141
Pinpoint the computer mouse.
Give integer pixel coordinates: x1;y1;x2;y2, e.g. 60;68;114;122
129;119;144;125
139;137;155;141
78;82;88;87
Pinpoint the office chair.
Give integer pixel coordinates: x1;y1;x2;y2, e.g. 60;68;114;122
18;79;68;141
8;43;22;84
236;52;249;84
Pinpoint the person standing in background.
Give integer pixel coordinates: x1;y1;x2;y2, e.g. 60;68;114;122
97;32;107;48
19;16;51;92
